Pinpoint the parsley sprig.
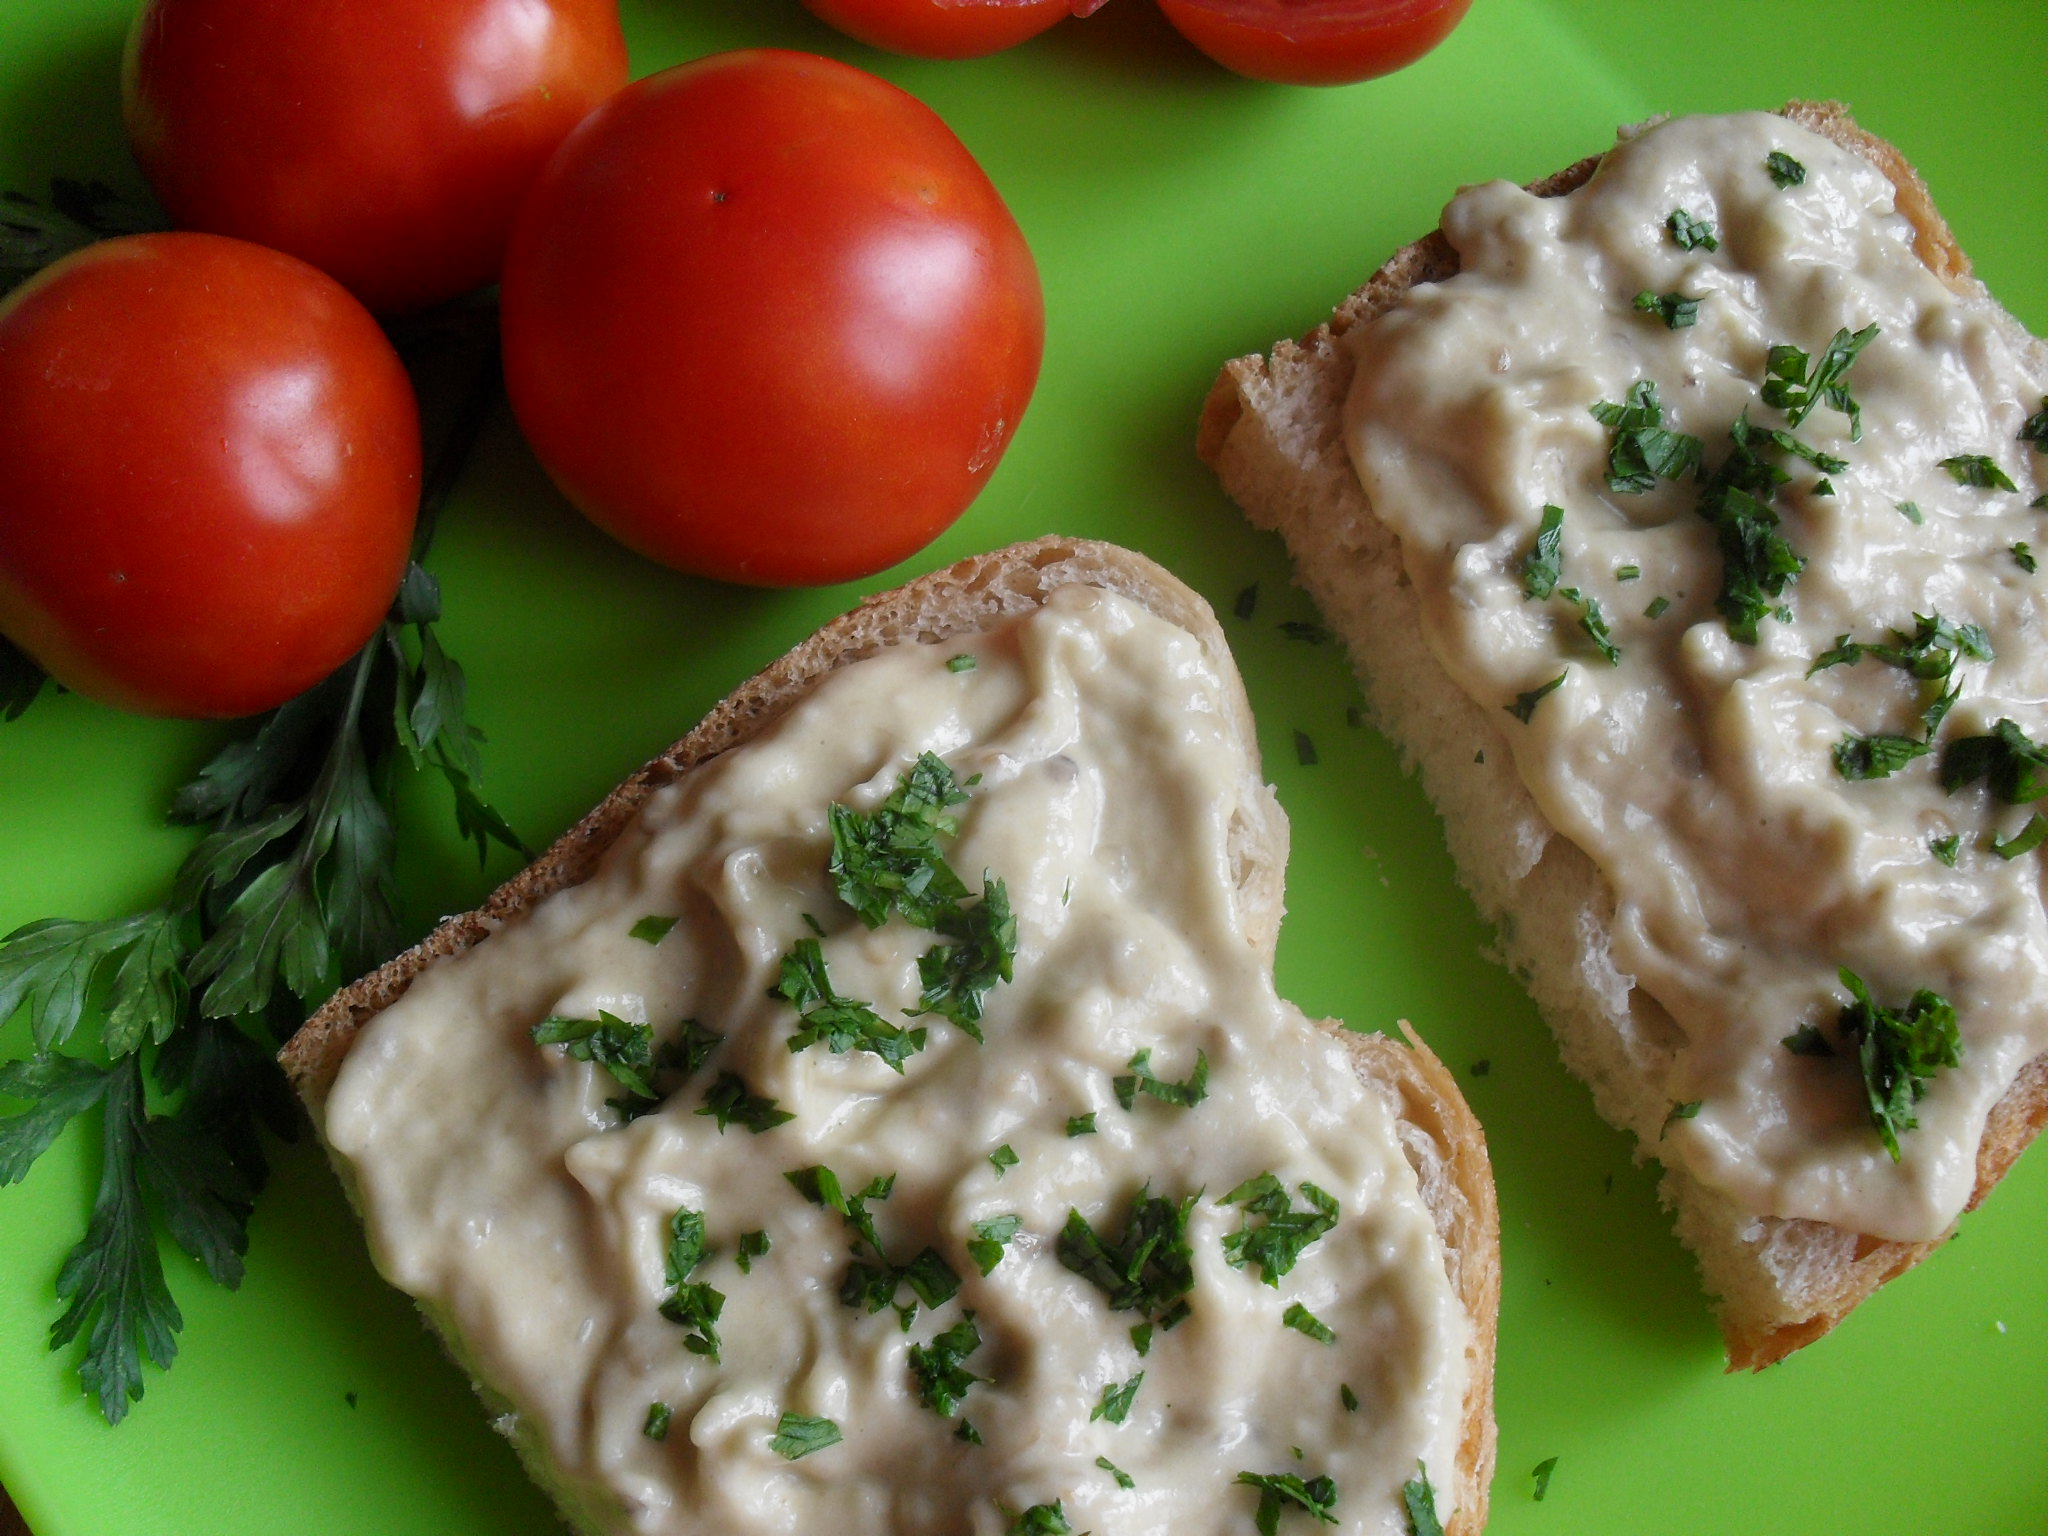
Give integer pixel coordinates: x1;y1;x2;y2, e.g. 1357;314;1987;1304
659;1207;724;1361
1219;1173;1338;1286
1810;612;1992;780
0;302;522;1423
1835;970;1961;1161
908;1311;987;1420
1113;1046;1210;1111
1761;323;1878;438
1590;380;1703;494
785;1163;961;1330
1235;1469;1340;1534
1057;1185;1199;1330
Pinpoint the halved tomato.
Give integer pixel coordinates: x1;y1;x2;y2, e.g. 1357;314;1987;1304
1155;0;1473;86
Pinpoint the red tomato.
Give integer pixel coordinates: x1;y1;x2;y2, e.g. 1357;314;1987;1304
1154;0;1473;86
799;0;1105;60
0;234;420;719
500;50;1044;588
123;0;630;315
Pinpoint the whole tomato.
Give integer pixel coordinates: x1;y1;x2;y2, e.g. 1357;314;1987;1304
500;50;1044;587
1155;0;1473;86
122;0;630;315
799;0;1105;60
0;234;420;719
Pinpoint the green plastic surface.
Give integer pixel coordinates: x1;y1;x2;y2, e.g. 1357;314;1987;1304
1;1;2044;1532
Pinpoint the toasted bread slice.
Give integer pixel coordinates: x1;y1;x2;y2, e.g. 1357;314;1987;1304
1197;102;2048;1370
283;536;1499;1534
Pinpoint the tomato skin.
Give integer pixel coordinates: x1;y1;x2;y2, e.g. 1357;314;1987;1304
123;0;630;315
0;234;420;719
1154;0;1473;86
799;0;1098;60
500;50;1045;588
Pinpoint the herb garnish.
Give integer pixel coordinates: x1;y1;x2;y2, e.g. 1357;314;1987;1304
1506;672;1567;723
1557;587;1621;665
1991;815;2048;860
1091;1370;1144;1423
1590;380;1704;493
786;1163;960;1328
1632;289;1702;329
769;1412;842;1460
1219;1173;1338;1286
967;1214;1021;1276
1764;150;1807;188
1666;208;1719;251
912;876;1016;1041
1058;1186;1199;1329
1282;1302;1336;1343
2020;397;2048;451
1644;596;1671;620
1761;323;1878;437
1938;454;2019;492
696;1070;795;1134
1236;1469;1340;1534
1066;1111;1098;1137
1940;717;2048;803
1662;1099;1703;1133
660;1208;724;1361
1114;1046;1210;1111
1532;1456;1559;1501
1097;1455;1136;1489
736;1229;771;1272
829;752;970;930
1692;414;1815;643
1809;611;1990;768
774;938;926;1072
1930;834;1962;867
908;1312;987;1419
989;1143;1019;1176
2015;543;2037;574
1833;968;1962;1161
1896;500;1924;525
1005;1502;1072;1536
947;654;977;673
532;1011;655;1100
1522;504;1565;599
630;914;679;944
1403;1463;1446;1536
1832;734;1929;781
1340;1383;1359;1412
643;1401;673;1440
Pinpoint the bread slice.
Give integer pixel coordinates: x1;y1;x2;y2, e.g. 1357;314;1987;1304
282;535;1500;1534
1197;102;2048;1370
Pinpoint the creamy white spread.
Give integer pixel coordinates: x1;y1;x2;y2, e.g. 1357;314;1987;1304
1343;111;2048;1242
325;586;1469;1535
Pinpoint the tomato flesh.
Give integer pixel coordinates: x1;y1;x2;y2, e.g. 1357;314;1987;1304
1155;0;1474;85
123;0;629;315
500;50;1045;588
800;0;1102;60
0;234;420;719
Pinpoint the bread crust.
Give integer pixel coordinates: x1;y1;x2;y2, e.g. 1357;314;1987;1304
282;535;1500;1532
1198;101;2048;1371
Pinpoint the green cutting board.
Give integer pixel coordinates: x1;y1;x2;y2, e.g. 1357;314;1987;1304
1;1;2043;1532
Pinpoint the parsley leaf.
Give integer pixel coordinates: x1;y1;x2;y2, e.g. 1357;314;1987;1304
1764;150;1807;188
1066;1111;1098;1137
630;914;679;944
1991;813;2048;860
1632;289;1702;329
696;1070;795;1134
967;1214;1021;1276
736;1229;771;1273
1506;672;1567;723
1058;1186;1199;1329
1930;833;1962;867
659;1207;724;1361
1590;380;1704;493
1834;734;1931;781
1662;1099;1703;1133
908;1312;987;1419
1522;504;1565;600
1236;1469;1340;1535
1219;1173;1338;1286
1692;414;1809;643
1097;1455;1136;1490
1941;717;2048;803
1091;1370;1144;1423
774;938;926;1071
1005;1502;1072;1536
787;1164;957;1327
532;1011;655;1100
1666;208;1719;251
1781;1023;1835;1058
1403;1464;1446;1536
1833;968;1961;1161
1557;587;1621;666
911;875;1016;1041
947;654;977;673
1532;1456;1559;1501
2014;543;2037;574
1938;454;2019;492
1282;1302;1336;1343
828;752;970;930
643;1401;673;1440
989;1143;1019;1176
1113;1046;1209;1111
768;1411;841;1460
1340;1384;1359;1412
2020;396;2048;452
0;910;187;1055
1761;323;1878;437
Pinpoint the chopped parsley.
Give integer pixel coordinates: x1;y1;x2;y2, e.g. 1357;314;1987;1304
662;1018;725;1080
629;914;678;944
1532;1456;1559;1501
735;1229;771;1273
696;1070;795;1134
1930;833;1962;867
1834;734;1931;781
1760;323;1878;437
1834;967;1962;1161
1506;672;1567;723
1782;1023;1834;1057
828;752;970;930
659;1208;724;1361
1403;1464;1446;1536
1236;1469;1340;1535
1340;1383;1359;1413
1692;414;1811;642
768;1411;841;1460
1097;1455;1136;1490
774;938;926;1072
1764;149;1807;187
1615;564;1641;581
1282;1302;1336;1343
1113;1046;1210;1111
1558;586;1621;665
786;1164;960;1327
1939;453;2019;492
1219;1172;1338;1286
643;1401;673;1441
1057;1186;1199;1329
1813;478;1835;496
908;1312;987;1419
1644;595;1671;620
2015;543;2037;574
1666;207;1719;251
1130;1322;1154;1356
956;1420;982;1444
2020;397;2048;451
911;875;1016;1041
1522;504;1565;599
1662;1099;1703;1134
1896;500;1924;525
531;1011;655;1100
966;1214;1021;1276
1992;814;2048;860
1066;1111;1098;1137
1809;611;1989;762
1632;289;1701;329
1590;379;1704;493
946;654;977;673
1940;717;2048;803
989;1143;1019;1176
1005;1502;1072;1536
1090;1370;1144;1424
